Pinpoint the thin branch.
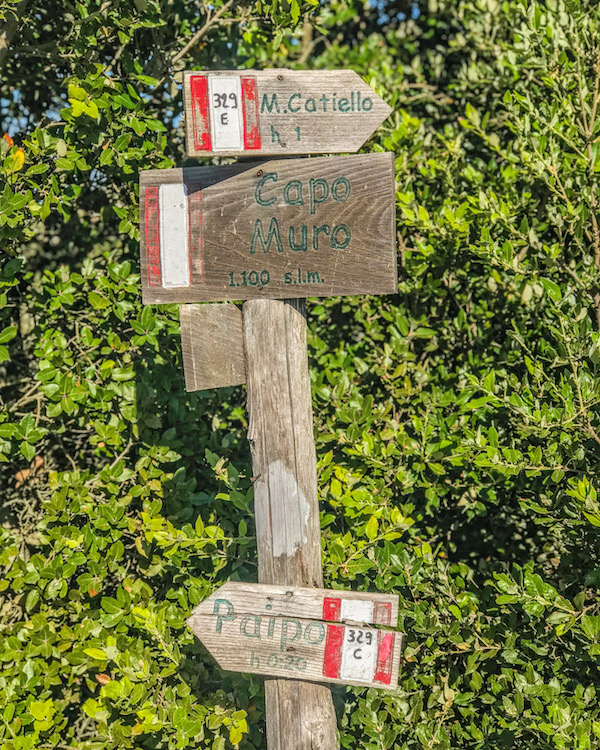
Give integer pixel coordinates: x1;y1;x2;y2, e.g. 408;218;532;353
104;41;127;78
172;0;234;66
9;381;40;410
109;438;133;470
297;15;314;65
560;316;600;447
588;54;600;137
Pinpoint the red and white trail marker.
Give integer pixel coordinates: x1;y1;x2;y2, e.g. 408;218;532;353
186;582;403;690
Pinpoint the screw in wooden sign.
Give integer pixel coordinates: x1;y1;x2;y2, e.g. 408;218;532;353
187;583;402;690
183;69;392;157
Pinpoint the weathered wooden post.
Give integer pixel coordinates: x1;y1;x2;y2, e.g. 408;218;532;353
138;69;399;750
243;298;337;749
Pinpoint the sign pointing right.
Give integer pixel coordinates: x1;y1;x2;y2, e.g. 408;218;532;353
183;69;392;157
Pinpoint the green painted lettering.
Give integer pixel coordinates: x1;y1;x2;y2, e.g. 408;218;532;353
338;97;350;113
305;97;316;113
261;93;280;113
214;599;236;633
270;125;281;144
313;224;330;250
255;172;278;206
309;178;329;215
250;218;284;254
288;93;301;113
362;97;373;111
241;615;261;638
319;93;330;112
332;176;350;202
307;270;321;283
304;622;325;645
289;225;308;252
280;619;301;652
331;224;351;249
283;179;304;206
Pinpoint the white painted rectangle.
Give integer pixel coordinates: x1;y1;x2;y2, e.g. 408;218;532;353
208;76;243;151
159;184;190;288
340;599;374;624
340;626;378;682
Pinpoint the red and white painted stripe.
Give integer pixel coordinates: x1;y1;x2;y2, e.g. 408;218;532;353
322;624;395;685
322;596;393;627
144;185;203;288
321;596;395;685
190;74;261;152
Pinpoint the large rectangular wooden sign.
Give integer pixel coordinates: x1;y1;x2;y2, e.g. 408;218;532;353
183;70;392;157
187;583;402;690
139;152;396;304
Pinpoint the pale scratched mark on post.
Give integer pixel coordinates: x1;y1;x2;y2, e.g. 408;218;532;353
266;459;310;558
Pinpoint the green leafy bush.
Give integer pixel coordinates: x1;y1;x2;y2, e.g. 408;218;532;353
1;0;600;749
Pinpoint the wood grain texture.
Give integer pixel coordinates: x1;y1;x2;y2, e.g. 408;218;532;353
243;298;338;749
180;303;245;391
243;300;322;586
186;610;402;690
187;581;399;626
183;69;393;157
139;153;397;304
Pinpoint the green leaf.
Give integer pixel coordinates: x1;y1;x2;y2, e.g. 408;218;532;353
541;277;562;302
0;325;17;344
365;515;378;540
68;84;87;101
69;99;85;117
84;647;108;661
465;102;481;127
229;726;244;745
56;157;74;170
26;163;49;175
581;616;600;640
20;442;36;461
84;100;99;119
29;700;54;721
583;512;600;527
88;291;111;309
25;589;40;611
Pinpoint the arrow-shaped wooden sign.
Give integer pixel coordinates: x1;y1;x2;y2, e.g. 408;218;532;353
187;582;402;690
139;152;396;305
183;69;392;158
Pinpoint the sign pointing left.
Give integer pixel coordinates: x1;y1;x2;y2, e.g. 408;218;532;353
187;582;402;690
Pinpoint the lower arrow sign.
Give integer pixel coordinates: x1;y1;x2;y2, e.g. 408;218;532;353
186;583;402;690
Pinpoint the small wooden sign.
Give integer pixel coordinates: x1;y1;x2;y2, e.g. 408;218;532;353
183;70;392;158
180;303;245;391
187;582;402;690
139;152;396;305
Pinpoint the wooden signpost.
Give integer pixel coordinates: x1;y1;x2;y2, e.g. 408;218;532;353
137;67;399;750
183;69;392;157
187;583;402;690
139;153;396;305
